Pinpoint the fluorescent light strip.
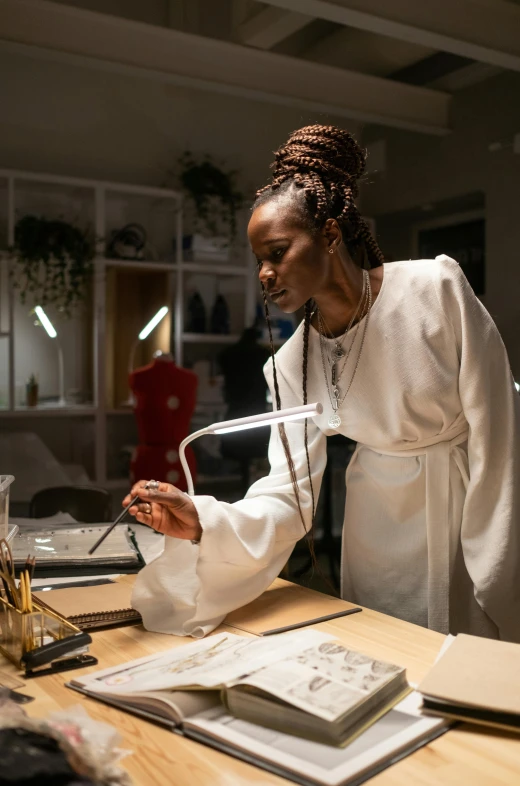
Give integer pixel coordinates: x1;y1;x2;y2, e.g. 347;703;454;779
139;306;168;340
211;403;322;434
214;410;321;434
35;306;57;338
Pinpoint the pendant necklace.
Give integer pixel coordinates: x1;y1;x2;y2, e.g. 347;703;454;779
318;269;372;429
317;270;367;392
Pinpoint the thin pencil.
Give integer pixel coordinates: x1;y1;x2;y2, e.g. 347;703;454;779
87;495;141;555
25;571;33;614
19;572;26;613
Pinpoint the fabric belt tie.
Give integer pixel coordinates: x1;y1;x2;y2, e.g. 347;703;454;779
362;425;470;635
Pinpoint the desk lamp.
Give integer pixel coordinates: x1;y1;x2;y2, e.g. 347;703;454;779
35;306;65;407
180;402;323;496
88;401;323;555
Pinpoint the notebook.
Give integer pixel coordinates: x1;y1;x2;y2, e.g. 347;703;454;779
418;633;520;732
225;578;361;635
33;581;142;630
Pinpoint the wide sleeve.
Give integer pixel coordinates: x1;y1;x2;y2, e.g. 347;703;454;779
435;255;520;642
132;359;327;637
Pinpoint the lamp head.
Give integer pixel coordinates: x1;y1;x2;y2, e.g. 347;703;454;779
35;306;57;338
139;306;168;340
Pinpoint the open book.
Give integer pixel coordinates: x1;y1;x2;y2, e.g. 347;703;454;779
69;630;446;786
71;629;405;745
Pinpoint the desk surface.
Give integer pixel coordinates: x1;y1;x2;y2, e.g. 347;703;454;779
3;576;520;786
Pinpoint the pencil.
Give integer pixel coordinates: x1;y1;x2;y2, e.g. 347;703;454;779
87;495;141;555
25;571;33;613
19;572;27;613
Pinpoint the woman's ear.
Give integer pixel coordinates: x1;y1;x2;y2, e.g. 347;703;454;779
322;218;342;252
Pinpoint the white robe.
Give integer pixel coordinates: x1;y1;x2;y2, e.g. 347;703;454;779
132;256;520;641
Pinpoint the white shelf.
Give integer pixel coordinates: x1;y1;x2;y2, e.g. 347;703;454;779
183;333;240;344
102;260;249;276
0;405;96;417
182;262;248;276
0;168;181;200
1;167;256;487
103;258;176;272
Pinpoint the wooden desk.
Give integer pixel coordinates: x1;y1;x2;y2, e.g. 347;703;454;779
2;578;520;786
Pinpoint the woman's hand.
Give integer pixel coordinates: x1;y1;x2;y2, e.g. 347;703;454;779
123;480;202;541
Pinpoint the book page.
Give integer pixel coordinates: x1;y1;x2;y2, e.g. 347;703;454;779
184;693;446;786
74;629;333;695
113;689;221;724
230;640;405;722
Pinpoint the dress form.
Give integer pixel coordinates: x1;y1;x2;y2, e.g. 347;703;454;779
129;352;198;491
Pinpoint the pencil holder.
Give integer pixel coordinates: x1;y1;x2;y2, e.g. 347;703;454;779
0;595;86;670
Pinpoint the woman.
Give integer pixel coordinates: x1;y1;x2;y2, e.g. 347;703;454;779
127;125;520;641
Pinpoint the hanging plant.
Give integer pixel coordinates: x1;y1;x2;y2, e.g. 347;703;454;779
176;152;244;240
9;215;95;317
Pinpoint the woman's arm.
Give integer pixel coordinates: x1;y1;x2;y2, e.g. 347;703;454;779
436;255;520;642
131;361;327;637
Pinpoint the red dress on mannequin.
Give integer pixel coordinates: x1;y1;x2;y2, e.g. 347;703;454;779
129;354;197;492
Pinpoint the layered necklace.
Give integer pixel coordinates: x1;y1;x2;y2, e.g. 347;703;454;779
317;268;372;429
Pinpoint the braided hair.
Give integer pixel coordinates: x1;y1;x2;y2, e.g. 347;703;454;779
254;125;384;565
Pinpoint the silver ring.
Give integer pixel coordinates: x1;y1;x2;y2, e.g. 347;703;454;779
146;479;159;491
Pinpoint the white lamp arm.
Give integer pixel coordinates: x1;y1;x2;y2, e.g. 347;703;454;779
178;403;322;495
57;343;65;406
179;427;211;496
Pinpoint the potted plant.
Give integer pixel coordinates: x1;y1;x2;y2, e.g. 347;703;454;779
10;215;95;317
26;373;38;407
176;152;244;255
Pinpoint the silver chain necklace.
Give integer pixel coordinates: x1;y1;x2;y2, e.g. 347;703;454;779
318;269;373;429
317;272;366;361
317;271;368;392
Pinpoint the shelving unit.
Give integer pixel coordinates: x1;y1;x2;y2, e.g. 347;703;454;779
0;168;257;485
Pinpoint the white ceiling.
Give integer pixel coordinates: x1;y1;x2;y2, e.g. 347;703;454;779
2;0;519;133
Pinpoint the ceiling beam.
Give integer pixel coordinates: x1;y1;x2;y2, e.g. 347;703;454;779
261;0;520;72
238;6;313;49
429;62;502;92
0;0;451;135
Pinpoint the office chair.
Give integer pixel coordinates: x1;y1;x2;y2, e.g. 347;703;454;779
29;485;112;523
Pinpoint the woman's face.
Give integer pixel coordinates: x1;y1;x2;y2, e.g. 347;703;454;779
248;199;333;313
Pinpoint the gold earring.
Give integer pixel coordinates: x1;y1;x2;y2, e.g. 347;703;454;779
329;247;334;254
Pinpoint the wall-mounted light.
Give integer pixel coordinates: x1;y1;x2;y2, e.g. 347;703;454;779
34;306;65;406
124;307;169;405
